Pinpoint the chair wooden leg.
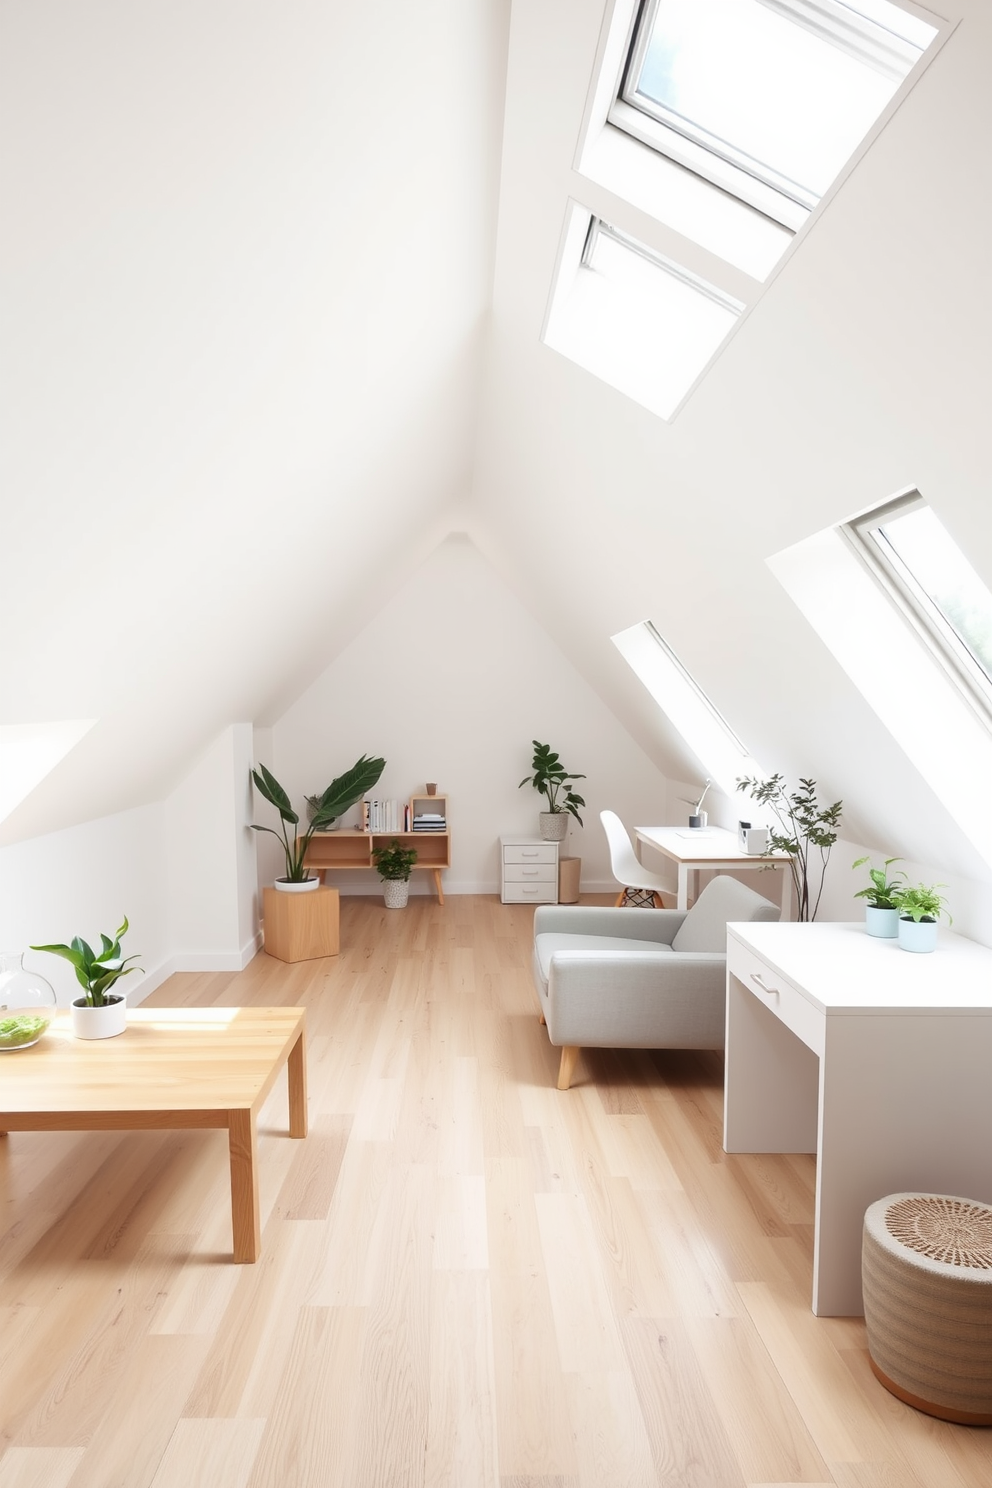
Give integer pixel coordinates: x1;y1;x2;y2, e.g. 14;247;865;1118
557;1045;580;1090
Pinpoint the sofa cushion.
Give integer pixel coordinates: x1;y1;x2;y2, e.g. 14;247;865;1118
671;873;780;952
535;932;672;983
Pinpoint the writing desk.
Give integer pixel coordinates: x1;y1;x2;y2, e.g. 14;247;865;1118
725;921;992;1315
635;825;792;916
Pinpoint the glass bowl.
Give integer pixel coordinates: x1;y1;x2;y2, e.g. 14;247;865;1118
0;953;57;1050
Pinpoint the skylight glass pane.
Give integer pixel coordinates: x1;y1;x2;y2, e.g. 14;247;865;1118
626;0;934;206
545;217;742;419
872;506;992;682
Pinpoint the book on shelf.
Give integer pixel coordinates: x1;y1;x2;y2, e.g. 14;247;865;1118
361;798;401;833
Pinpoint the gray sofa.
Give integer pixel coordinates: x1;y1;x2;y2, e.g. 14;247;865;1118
532;873;781;1089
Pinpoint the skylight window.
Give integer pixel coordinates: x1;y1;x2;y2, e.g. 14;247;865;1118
611;0;938;227
544;211;742;419
612;620;763;793
845;493;992;728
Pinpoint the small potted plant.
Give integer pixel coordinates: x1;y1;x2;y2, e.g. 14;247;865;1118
372;839;418;908
251;754;385;890
519;740;586;842
892;882;950;954
31;916;142;1039
852;855;906;938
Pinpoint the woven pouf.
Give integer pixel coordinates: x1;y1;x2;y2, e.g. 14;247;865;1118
863;1192;992;1424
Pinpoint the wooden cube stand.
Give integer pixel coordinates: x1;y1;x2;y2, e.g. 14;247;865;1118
263;886;340;963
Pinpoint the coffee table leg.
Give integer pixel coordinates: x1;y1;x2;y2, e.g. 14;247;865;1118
288;1030;308;1139
229;1109;261;1263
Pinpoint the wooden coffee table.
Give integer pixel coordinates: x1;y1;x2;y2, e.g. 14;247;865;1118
0;1005;307;1263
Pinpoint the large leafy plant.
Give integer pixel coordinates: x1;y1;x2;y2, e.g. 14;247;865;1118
737;774;843;922
894;882;950;924
251;754;386;882
31;916;143;1007
852;855;906;909
519;740;586;824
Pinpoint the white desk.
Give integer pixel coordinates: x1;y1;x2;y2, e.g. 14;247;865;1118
635;825;792;917
725;920;992;1316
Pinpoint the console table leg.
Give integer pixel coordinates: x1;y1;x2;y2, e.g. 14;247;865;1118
433;868;444;904
229;1109;261;1263
287;1031;308;1138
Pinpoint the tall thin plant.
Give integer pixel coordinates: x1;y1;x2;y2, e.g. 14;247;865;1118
737;774;843;922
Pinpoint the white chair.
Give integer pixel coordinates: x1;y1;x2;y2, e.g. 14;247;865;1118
600;809;671;907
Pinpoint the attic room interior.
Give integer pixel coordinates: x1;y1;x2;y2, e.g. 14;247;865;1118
5;0;992;1482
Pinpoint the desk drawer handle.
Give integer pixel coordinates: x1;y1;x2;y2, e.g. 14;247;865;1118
750;973;779;996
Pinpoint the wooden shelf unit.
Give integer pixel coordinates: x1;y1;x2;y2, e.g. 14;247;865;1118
303;797;449;903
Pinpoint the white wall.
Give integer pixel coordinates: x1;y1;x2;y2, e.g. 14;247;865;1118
0;804;171;1007
269;534;672;894
164;722;259;970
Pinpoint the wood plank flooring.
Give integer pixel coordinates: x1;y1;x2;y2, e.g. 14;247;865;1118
2;894;991;1486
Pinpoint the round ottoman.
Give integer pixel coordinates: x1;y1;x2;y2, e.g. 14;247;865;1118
863;1192;992;1424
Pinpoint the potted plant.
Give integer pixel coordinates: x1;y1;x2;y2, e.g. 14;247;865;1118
852;855;906;938
519;740;586;842
893;882;950;954
737;774;843;922
372;839;418;908
251;754;385;890
31;916;142;1039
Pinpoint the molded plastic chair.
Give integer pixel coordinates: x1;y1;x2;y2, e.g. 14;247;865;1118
600;809;671;907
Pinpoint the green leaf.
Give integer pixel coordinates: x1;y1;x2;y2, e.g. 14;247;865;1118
313;755;387;824
250;764;299;825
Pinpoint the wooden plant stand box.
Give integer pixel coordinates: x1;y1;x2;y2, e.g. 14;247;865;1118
263;885;340;962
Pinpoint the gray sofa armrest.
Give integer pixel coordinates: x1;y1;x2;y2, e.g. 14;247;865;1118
542;951;727;1050
533;905;687;945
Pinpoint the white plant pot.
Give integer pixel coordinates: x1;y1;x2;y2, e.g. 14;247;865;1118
274;876;321;893
383;879;410;908
539;812;568;842
71;993;127;1039
865;906;900;939
897;916;938;953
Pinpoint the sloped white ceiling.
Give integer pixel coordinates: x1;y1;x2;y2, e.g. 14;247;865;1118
3;0;991;887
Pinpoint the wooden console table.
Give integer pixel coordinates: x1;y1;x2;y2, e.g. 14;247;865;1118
304;828;449;903
0;1006;307;1263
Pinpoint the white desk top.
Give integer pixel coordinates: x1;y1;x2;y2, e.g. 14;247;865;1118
729;919;992;1015
636;824;789;866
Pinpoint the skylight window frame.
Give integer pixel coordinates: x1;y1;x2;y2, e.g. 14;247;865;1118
843;492;992;734
608;0;937;231
582;218;745;320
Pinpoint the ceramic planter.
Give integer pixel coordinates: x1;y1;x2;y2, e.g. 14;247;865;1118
71;993;127;1039
865;906;900;939
539;812;568;842
897;916;938;954
274;876;321;893
383;879;410;908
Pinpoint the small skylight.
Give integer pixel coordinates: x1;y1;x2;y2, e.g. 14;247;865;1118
612;620;763;793
544;211;742;419
611;0;938;226
846;493;992;727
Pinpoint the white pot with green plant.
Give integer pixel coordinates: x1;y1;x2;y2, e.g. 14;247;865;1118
893;882;950;953
519;740;586;843
251;755;385;891
372;839;418;907
852;855;906;938
31;916;143;1039
737;774;843;922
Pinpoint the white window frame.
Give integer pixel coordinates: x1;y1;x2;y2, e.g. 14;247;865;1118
608;0;938;231
843;491;992;733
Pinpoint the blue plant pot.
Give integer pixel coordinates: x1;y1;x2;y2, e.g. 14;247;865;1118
897;915;938;953
865;906;899;938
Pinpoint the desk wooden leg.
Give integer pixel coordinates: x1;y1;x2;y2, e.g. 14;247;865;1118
287;1031;308;1138
433;868;444;905
229;1109;261;1263
677;865;689;911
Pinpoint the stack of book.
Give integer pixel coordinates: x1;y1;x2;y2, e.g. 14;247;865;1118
412;812;446;832
361;799;401;832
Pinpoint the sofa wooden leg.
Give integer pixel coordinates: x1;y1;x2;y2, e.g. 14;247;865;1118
557;1045;580;1090
539;1012;546;1025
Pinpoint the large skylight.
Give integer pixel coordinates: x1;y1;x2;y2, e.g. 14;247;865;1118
544;212;742;419
612;620;763;793
846;493;992;727
613;0;938;225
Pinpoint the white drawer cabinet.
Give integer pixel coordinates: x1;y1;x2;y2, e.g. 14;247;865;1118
500;837;558;903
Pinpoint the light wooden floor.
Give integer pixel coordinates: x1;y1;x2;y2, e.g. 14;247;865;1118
2;895;991;1488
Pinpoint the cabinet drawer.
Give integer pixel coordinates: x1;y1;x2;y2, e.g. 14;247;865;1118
501;881;558;903
503;843;557;865
503;863;557;884
728;939;824;1057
